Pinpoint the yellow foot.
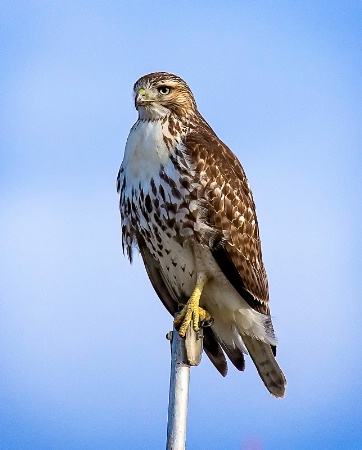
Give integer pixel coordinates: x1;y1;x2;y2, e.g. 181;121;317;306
174;273;212;338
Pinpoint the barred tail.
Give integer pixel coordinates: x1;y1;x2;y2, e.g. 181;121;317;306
242;335;286;398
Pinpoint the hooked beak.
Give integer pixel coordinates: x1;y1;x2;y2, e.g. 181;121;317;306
135;87;154;106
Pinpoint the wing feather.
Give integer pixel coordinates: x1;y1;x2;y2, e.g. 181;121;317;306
185;125;270;313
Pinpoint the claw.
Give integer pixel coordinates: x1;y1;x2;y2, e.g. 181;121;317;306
174;273;212;338
200;312;214;328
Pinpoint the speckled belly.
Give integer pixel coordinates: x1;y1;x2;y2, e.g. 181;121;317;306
145;226;197;301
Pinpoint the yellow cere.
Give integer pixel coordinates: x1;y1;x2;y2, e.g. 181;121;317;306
138;88;146;96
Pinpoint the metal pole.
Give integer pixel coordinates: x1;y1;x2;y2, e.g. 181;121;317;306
166;328;190;450
166;322;203;450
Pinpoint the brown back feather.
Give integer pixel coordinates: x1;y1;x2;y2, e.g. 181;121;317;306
184;124;270;311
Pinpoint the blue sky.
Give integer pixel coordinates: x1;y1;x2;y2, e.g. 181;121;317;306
1;1;361;449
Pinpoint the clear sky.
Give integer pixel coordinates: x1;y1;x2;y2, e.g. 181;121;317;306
1;1;361;449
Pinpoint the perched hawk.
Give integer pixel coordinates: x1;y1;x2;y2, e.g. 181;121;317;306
117;72;286;397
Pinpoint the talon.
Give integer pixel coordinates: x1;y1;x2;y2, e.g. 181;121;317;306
173;273;211;338
198;307;213;325
200;309;214;328
174;306;187;330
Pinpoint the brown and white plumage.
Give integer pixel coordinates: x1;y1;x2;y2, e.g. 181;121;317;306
117;72;286;397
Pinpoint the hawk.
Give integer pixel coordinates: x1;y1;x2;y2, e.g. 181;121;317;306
117;72;286;397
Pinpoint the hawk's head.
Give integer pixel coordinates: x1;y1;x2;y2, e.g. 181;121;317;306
133;72;197;120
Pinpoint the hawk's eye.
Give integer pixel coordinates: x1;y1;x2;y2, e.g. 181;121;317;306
158;86;171;95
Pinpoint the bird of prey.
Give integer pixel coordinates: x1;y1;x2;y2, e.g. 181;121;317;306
117;72;286;397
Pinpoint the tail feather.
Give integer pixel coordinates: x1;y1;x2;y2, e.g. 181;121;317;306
203;327;228;377
219;339;246;372
242;335;286;398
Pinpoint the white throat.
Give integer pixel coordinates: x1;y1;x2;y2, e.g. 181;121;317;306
137;103;170;121
122;117;174;190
